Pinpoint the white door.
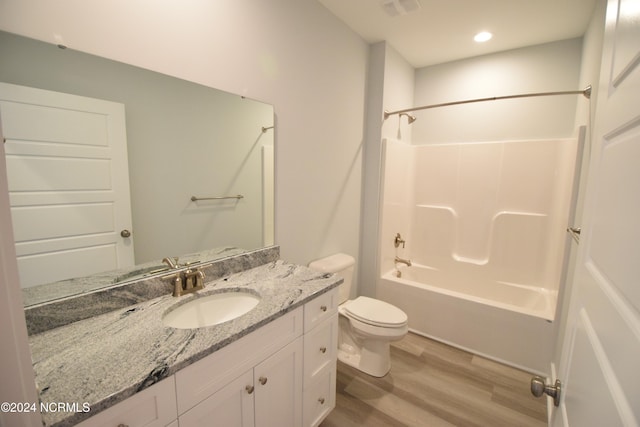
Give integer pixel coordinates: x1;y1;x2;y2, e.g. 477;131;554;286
553;0;640;425
0;82;134;288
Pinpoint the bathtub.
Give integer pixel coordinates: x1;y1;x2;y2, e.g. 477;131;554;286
377;263;556;374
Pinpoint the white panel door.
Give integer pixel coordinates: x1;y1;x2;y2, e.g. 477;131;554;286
553;1;640;426
0;82;134;288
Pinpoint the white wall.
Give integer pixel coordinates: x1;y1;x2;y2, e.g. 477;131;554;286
0;0;369;268
552;0;606;374
359;42;414;298
0;122;41;427
412;38;584;144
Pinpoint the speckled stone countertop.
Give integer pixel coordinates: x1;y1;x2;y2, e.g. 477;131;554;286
24;246;280;335
29;260;341;427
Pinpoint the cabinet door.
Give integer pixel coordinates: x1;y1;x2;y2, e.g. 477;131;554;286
179;370;254;427
76;377;176;427
254;337;303;427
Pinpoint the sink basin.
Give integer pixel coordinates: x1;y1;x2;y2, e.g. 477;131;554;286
162;292;260;329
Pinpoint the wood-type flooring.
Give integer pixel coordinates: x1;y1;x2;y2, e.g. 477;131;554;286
320;332;547;427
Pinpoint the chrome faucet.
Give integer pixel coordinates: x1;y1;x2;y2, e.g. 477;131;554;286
394;256;412;267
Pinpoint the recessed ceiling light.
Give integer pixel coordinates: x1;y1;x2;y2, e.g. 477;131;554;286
474;31;493;43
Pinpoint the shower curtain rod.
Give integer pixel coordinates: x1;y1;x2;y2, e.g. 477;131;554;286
383;85;592;120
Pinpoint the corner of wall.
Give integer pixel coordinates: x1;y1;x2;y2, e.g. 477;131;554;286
358;42;387;298
358;41;415;299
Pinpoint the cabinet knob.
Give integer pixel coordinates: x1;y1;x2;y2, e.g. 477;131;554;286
318;397;325;405
259;376;268;385
320;346;327;353
117;424;129;427
320;305;327;312
245;385;254;394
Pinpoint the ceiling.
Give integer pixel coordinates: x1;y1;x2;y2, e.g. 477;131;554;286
317;0;597;68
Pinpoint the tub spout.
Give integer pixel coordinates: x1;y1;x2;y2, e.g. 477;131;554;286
394;256;412;267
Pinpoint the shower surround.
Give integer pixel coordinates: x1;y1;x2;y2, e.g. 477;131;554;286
377;137;579;372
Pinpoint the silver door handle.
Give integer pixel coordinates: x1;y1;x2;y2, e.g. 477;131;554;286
531;376;561;407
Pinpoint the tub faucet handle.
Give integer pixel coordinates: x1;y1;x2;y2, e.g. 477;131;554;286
394;233;406;248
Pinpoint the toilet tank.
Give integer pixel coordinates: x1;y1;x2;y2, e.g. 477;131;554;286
308;253;355;304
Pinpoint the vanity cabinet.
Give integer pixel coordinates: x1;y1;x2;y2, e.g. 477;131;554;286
302;288;339;427
75;377;177;427
179;337;303;427
74;287;338;427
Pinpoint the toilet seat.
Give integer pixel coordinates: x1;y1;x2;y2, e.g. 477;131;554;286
342;296;408;328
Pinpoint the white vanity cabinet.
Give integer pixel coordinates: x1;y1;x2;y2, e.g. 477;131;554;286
178;337;303;427
75;376;177;427
74;287;339;427
178;287;339;427
302;288;339;427
176;306;304;427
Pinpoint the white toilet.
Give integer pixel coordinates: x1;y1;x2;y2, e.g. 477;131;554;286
309;253;408;377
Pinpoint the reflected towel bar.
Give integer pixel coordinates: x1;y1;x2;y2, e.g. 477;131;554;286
191;195;244;202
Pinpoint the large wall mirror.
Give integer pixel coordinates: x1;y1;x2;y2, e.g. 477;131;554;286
0;31;275;307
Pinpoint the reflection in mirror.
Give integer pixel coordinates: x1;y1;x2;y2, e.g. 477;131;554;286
0;31;275;306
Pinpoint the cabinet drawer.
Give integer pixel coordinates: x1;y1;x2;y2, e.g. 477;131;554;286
303;314;337;383
303;364;336;427
76;377;177;427
304;288;338;333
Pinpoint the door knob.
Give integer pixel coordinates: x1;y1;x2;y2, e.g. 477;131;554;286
531;376;561;407
120;229;131;238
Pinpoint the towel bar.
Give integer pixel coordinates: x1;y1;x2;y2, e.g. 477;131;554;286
190;195;244;202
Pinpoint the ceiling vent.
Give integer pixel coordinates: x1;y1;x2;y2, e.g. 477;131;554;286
380;0;421;17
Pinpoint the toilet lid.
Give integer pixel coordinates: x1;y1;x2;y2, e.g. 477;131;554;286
343;296;408;328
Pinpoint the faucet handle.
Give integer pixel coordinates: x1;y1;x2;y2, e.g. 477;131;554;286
171;273;184;297
195;269;205;288
162;257;180;269
394;233;406;248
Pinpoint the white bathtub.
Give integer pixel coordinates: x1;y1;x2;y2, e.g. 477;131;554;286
378;264;557;374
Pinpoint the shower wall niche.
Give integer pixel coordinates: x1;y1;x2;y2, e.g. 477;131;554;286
380;137;579;308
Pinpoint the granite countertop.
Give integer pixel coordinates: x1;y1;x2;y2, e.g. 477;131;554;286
29;260;341;427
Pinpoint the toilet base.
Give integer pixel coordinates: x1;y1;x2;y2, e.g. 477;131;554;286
337;340;391;378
